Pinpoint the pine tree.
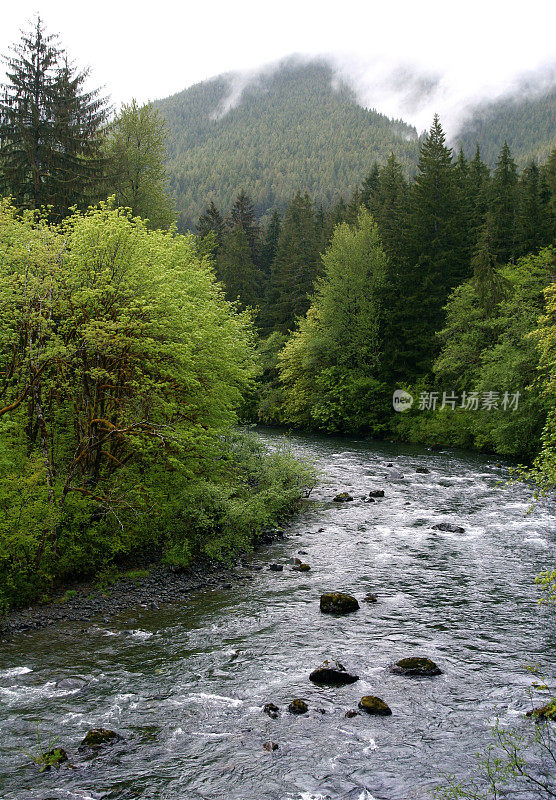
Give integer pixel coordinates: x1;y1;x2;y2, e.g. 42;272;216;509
216;224;264;309
0;17;60;209
0;17;108;217
360;162;380;208
260;209;281;275
472;214;507;313
265;191;320;333
518;161;551;256
467;145;491;234
227;189;261;263
197;201;225;245
489;141;519;264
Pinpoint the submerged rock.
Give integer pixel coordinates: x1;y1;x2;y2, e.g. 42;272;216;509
386;470;404;480
292;563;311;572
415;467;430;474
309;660;359;686
390;657;442;676
333;492;354;502
263;703;279;719
358;696;392;716
55;677;86;690
362;593;378;603
345;709;359;718
368;490;385;498
432;522;465;533
320;592;360;614
268;564;284;571
263;740;279;751
79;728;122;749
288;699;308;714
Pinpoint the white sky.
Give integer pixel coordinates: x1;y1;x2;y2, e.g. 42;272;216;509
1;0;555;131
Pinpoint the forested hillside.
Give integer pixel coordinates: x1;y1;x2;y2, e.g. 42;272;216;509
155;59;420;230
456;83;556;166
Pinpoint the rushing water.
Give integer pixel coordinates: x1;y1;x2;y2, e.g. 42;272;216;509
1;430;555;800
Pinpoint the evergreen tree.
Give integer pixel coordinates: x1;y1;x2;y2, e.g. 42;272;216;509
518;161;551;255
360;162;380;208
0;18;108;217
265;191;320;333
260;209;281;275
466;145;491;235
216;224;264;310
471;215;507;313
197;201;225;245
401;115;469;376
489;141;519;263
227;189;261;263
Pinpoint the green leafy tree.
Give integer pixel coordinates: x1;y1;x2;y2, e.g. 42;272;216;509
279;208;390;432
105;100;175;228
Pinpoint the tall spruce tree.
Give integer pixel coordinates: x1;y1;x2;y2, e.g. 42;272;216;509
216;223;264;310
265;191;320;334
227;189;261;263
518;161;551;256
489;141;519;264
0;17;108;217
197;201;225;245
260;209;281;275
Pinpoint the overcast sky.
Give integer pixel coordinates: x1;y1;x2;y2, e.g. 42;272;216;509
1;0;555;130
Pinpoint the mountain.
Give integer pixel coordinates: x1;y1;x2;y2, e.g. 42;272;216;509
155;58;556;230
455;81;556;167
155;58;420;230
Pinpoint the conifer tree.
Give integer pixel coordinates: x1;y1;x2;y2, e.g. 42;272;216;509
0;17;108;217
489;141;519;263
518;161;551;256
197;201;225;245
266;191;320;333
216;224;264;310
260;209;281;275
472;214;507;313
227;189;261;263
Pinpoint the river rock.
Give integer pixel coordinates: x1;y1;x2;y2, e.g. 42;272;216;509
55;677;87;690
320;592;360;614
298;550;308;555
362;593;378;603
368;490;385;498
79;728;122;749
268;564;284;571
432;522;465;533
415;467;430;474
263;703;279;719
390;657;442;676
365;496;376;503
292;563;311;572
358;696;392;716
310;660;358;686
333;492;354;502
288;699;308;714
345;709;359;718
263;740;279;751
386;470;404;480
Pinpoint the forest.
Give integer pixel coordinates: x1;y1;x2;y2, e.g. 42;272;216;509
0;17;554;613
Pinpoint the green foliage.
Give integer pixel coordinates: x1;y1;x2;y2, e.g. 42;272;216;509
0;200;312;609
278;209;390;433
104;100;175;229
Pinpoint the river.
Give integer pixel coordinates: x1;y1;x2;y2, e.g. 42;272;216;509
1;430;554;800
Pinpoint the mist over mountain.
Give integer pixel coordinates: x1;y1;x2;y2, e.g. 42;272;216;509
155;56;556;230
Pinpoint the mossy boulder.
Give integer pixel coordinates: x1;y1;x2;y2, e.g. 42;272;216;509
292;563;311;572
333;492;354;502
390;657;442;676
526;699;556;720
309;660;359;686
288;699;308;714
358;696;392;715
79;728;122;749
320;592;359;614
